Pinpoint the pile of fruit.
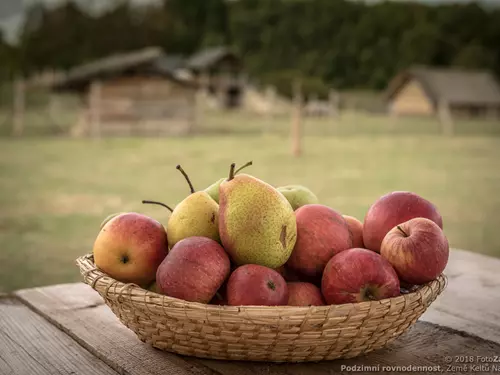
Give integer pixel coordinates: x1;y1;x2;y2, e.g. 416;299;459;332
92;162;449;307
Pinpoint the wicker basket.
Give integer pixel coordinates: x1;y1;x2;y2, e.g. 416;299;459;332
76;253;447;363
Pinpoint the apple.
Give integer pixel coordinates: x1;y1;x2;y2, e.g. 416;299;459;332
343;215;364;248
287;282;325;306
100;212;125;229
93;212;168;287
321;248;400;304
363;191;443;252
277;185;319;210
156;236;230;303
204;177;226;203
226;264;288;306
274;264;301;282
380;217;449;285
286;204;352;279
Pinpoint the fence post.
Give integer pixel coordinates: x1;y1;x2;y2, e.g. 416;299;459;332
12;78;25;136
328;89;340;119
438;99;454;136
89;80;102;138
193;88;205;135
291;79;303;157
263;85;276;134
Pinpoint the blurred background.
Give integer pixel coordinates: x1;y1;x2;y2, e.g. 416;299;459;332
0;0;499;292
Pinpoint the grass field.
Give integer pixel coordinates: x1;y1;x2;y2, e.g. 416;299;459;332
1;111;499;292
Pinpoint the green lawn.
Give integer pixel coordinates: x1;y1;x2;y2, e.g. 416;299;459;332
1;112;499;292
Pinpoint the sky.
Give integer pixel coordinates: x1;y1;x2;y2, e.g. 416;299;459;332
1;0;499;44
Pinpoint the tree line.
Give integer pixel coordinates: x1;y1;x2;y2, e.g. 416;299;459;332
1;0;499;95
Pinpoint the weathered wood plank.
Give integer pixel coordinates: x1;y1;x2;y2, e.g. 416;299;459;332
16;282;500;375
421;248;500;344
15;284;218;375
0;297;118;375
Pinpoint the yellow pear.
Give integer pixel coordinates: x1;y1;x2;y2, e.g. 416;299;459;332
143;165;219;249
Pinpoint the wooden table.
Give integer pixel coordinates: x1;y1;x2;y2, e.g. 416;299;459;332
1;248;499;375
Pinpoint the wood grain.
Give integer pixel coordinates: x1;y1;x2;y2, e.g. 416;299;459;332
0;297;118;375
16;284;218;375
16;282;500;375
420;248;500;344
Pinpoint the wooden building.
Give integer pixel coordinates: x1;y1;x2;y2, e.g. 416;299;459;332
52;47;198;137
386;67;500;119
186;46;244;108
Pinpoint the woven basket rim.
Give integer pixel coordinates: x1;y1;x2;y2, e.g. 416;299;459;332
76;253;448;313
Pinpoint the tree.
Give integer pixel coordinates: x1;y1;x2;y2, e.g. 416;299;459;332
13;0;500;90
20;2;92;73
453;43;495;70
0;30;19;81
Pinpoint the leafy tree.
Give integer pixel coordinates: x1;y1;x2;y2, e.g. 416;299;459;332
13;0;500;92
0;30;19;81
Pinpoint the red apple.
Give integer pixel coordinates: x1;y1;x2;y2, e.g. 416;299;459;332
287;282;325;306
93;212;168;287
343;215;364;248
363;191;443;252
156;236;230;303
275;264;302;282
321;248;400;304
227;264;288;306
286;204;352;279
380;217;449;285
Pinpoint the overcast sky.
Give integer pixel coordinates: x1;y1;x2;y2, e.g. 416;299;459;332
1;0;499;44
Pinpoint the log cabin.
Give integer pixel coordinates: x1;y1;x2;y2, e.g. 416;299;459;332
186;46;244;109
51;47;198;137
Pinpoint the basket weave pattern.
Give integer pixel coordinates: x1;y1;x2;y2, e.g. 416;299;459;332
77;253;446;362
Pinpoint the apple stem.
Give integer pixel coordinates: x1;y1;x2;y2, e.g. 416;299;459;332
228;163;236;181
267;280;276;291
234;161;253;175
176;165;195;194
365;289;377;301
397;225;409;237
142;200;174;212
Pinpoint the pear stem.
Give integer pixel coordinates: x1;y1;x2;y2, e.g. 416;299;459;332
142;200;173;212
176;165;195;194
228;163;236;181
234;161;253;175
397;225;409;237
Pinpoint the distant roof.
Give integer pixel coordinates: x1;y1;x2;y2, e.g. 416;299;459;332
154;55;186;74
52;47;191;91
187;46;240;70
386;66;500;106
51;45;242;91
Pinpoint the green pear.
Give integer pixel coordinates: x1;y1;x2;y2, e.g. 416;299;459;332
143;165;219;249
204;177;226;203
219;163;297;269
277;185;319;210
